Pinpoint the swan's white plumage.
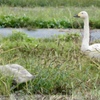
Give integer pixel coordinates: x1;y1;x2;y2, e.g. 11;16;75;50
85;44;100;58
75;11;100;59
0;64;34;83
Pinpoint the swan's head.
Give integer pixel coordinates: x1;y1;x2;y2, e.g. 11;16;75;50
74;11;88;19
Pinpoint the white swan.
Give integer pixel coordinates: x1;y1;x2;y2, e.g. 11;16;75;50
74;11;100;59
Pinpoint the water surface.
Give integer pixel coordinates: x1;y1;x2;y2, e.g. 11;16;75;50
0;28;100;41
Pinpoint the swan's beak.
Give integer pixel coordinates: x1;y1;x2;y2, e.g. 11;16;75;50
74;13;81;18
74;14;80;18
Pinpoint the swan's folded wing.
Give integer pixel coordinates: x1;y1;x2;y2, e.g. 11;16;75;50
86;44;100;59
88;44;100;52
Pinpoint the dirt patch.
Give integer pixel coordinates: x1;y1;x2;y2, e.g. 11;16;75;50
7;91;100;100
9;94;99;100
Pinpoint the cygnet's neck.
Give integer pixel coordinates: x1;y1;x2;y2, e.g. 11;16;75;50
81;16;89;51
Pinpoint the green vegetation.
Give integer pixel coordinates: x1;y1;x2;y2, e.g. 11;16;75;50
0;0;100;7
0;32;100;96
0;0;100;98
0;6;100;28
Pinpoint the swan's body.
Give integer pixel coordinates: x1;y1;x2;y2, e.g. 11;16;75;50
75;11;100;59
0;64;34;83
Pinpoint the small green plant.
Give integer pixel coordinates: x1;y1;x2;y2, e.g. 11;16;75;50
29;20;72;28
57;33;80;42
0;15;29;28
0;74;13;95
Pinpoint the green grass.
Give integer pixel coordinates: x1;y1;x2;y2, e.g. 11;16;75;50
0;1;100;98
0;32;100;97
0;0;100;7
0;6;100;28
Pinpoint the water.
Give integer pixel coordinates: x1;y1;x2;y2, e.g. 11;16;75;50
0;28;100;41
0;28;68;38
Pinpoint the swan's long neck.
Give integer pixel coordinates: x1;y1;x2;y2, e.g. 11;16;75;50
81;16;89;51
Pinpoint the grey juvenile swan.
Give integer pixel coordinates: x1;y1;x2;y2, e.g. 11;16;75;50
74;11;100;59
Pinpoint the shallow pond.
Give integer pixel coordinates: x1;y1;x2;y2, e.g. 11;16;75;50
0;28;100;41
